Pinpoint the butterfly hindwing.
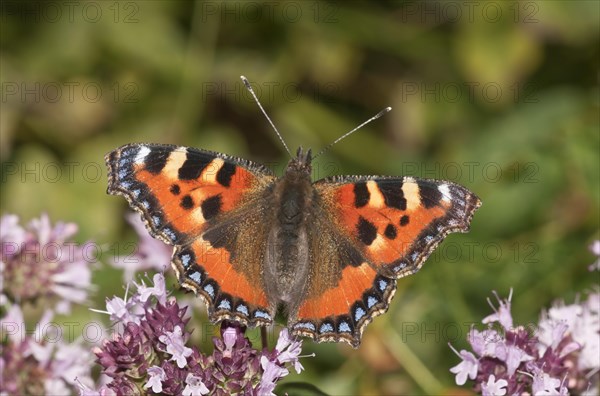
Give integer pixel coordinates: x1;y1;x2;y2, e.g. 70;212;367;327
106;143;277;325
290;176;480;347
172;208;275;326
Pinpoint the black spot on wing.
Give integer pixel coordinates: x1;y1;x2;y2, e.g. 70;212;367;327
180;195;194;210
216;162;236;187
353;182;370;208
357;216;377;246
201;194;222;220
178;151;212;180
400;215;410;226
144;147;170;175
384;224;397;239
170;184;180;195
377;181;406;210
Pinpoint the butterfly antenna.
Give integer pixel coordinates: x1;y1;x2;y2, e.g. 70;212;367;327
240;76;293;158
312;106;392;160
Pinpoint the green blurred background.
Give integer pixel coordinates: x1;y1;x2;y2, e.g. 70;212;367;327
1;1;598;394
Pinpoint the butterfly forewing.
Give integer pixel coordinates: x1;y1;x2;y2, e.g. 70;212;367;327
315;176;481;277
106;143;277;325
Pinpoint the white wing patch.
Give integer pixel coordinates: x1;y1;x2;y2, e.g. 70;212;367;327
134;146;151;165
438;183;452;203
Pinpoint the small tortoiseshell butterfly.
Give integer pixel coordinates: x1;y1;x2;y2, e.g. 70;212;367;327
106;77;481;348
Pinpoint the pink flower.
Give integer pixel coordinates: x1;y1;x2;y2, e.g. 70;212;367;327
257;328;312;394
531;370;567;396
451;286;599;395
75;379;116;396
90;270;311;393
222;326;238;358
1;304;95;394
144;366;166;393
0;303;25;344
0;214;26;256
182;373;209;395
1;213;93;314
159;326;193;368
482;289;514;331
135;273;167;305
468;328;503;357
91;283;143;325
538;292;599;371
449;345;479;385
481;374;507;396
258;355;290;396
275;328;305;374
495;342;533;376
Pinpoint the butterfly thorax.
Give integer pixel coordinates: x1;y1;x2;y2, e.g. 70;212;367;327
263;148;314;311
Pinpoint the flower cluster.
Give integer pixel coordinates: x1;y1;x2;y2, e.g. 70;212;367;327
1;214;96;394
1;305;96;394
450;289;599;395
1;213;93;313
83;273;311;395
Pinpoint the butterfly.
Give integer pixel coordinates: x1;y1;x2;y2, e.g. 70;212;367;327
105;77;481;348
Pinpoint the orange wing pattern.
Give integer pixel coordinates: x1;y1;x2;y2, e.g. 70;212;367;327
290;176;480;347
106;143;276;326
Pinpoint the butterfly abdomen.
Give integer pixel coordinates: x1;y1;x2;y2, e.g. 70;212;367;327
263;160;314;309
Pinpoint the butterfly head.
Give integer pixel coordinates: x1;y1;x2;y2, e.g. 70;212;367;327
286;147;312;178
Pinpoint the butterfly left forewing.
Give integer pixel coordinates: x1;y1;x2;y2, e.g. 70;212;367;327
290;175;480;347
106;143;275;245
